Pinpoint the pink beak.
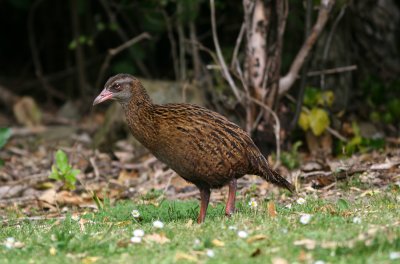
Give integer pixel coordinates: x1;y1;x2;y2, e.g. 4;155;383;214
93;88;113;106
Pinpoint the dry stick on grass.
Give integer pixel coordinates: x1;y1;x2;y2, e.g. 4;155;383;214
95;33;151;89
279;0;336;95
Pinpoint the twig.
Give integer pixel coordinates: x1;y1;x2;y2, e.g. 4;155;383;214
95;33;151;89
308;65;357;77
279;0;336;95
209;0;242;102
99;0;151;78
161;10;180;80
189;21;202;81
70;0;89;95
89;157;100;180
28;0;65;101
177;2;187;81
1;215;66;225
230;23;246;70
240;92;282;168
290;0;313;130
321;4;347;90
3;173;49;187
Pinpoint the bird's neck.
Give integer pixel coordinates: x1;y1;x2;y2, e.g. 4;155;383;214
121;89;158;149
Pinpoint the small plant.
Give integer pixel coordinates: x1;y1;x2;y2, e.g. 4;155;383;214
337;122;385;156
298;87;334;136
0;127;11;167
49;149;80;190
280;141;302;170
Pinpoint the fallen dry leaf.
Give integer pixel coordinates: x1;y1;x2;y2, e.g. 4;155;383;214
174;252;198;262
49;247;57;256
247;234;267;244
267;201;277;218
211;239;224;247
298;250;312;262
272;257;288;264
145;233;170;244
185;219;193;227
294;239;316;250
81;256;99;264
56;191;84;205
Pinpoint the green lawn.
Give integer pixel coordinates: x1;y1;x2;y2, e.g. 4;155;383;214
1;191;399;264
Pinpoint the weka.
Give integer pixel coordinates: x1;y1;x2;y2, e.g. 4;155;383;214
93;74;294;223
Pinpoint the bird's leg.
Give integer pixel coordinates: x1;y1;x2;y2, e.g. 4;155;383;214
225;178;237;216
197;187;211;223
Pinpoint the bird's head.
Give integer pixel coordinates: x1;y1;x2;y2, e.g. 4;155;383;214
93;74;141;106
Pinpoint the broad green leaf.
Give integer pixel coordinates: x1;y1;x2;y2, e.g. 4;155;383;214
320;90;335;106
55;150;69;173
0;127;11;149
337;198;349;210
309;108;330;136
303;87;320;107
49;165;60;180
298;111;310;131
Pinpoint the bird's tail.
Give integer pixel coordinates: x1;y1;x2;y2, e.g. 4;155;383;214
262;167;295;193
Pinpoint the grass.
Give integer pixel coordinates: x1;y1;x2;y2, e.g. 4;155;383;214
1;190;400;264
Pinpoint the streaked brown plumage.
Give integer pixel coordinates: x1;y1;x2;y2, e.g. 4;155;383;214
94;74;294;223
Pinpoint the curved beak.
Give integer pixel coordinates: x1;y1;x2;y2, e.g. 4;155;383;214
93;88;113;106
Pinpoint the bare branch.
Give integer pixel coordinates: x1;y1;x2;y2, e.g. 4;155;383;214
321;4;347;89
28;0;65;101
210;0;242;102
230;23;246;70
99;0;151;78
95;33;151;89
177;2;187;81
279;0;336;95
308;65;357;77
161;10;180;80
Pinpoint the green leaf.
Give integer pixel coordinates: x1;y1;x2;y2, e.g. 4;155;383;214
337;198;350;210
55;150;69;173
309;108;330;136
298;111;309;131
303;87;320;107
68;40;77;50
0;127;11;149
49;165;60;180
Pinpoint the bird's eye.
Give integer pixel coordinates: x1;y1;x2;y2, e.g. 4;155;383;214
110;84;121;92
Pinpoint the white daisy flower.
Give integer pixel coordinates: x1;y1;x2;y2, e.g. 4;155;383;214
389;252;400;260
299;214;312;224
130;236;142;244
131;209;140;218
352;217;362;224
133;229;145;237
237;230;248;238
248;198;258;209
153;220;164;229
296;197;306;205
206;249;215;258
4;237;15;249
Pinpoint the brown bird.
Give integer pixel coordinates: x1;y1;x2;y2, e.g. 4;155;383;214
93;74;294;223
